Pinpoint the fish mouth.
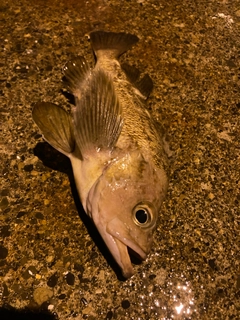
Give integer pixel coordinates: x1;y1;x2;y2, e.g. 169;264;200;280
107;217;147;278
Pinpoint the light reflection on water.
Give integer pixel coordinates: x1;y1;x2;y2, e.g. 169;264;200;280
166;280;195;319
173;282;195;317
124;257;197;319
134;274;196;319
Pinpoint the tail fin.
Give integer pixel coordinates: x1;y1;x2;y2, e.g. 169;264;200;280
90;31;139;59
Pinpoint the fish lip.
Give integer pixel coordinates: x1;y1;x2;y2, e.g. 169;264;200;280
115;232;147;261
113;237;135;278
113;235;146;278
107;218;147;277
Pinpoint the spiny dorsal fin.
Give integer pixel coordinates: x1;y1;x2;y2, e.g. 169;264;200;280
73;70;123;155
32;102;75;156
63;56;91;99
121;63;153;99
121;63;140;83
90;31;139;59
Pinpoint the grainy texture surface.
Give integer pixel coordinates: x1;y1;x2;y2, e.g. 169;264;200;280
0;0;239;319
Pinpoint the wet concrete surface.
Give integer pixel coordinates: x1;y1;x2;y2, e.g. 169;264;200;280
0;0;239;319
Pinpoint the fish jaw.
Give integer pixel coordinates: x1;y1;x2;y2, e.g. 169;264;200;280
111;237;135;278
107;216;147;259
92;211;149;278
94;217;147;279
106;217;148;278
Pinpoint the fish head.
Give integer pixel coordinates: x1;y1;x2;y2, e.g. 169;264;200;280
86;151;168;278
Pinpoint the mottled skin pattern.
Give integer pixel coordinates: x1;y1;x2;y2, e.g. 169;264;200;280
95;56;168;171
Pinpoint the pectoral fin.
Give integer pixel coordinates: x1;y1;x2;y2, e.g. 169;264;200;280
73;70;124;155
32;102;75;156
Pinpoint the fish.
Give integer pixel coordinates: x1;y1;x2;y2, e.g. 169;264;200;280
32;31;169;278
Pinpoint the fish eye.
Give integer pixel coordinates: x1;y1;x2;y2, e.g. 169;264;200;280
132;203;155;227
135;209;149;224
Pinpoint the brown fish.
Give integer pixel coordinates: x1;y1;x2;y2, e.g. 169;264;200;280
32;31;169;278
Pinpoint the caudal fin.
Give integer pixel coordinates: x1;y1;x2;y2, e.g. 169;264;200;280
90;31;139;59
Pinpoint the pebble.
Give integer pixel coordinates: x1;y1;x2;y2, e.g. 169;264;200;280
0;245;8;259
33;287;53;305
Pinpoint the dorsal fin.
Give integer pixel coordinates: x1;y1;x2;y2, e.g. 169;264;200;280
32;102;75;156
90;31;139;59
121;63;153;99
136;74;153;99
121;63;140;83
73;69;123;155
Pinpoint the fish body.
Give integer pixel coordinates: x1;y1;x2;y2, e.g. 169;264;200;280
33;31;169;278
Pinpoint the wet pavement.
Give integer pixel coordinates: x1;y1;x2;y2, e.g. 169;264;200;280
0;0;239;319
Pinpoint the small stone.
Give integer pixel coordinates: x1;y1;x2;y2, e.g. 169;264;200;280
2;283;9;297
31;170;39;176
208;193;215;200
66;272;75;285
0;197;9;209
0;245;8;259
149;274;156;280
82;305;94;315
63;237;69;246
98;270;105;280
74;263;84;273
35;212;44;220
121;299;130;309
24;164;33;172
208;259;217;270
1;189;9;196
47;273;58;288
106;310;113;320
58;293;66;300
22;269;32;280
193;157;200;164
27;265;37;276
0;226;11;238
95;288;102;294
235;10;240;17
33;287;53;305
48;304;54;311
46;255;54;263
81;297;88;305
17;211;27;218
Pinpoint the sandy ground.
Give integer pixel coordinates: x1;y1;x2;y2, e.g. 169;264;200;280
0;0;239;319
